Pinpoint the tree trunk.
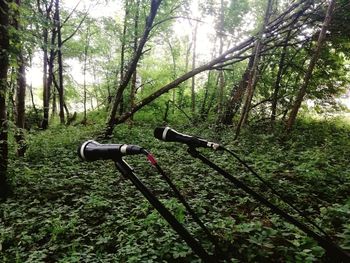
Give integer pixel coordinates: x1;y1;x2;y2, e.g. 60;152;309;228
82;23;91;124
191;22;198;116
102;0;313;131
14;0;28;156
163;100;170;122
47;23;57;116
90;95;94;110
0;0;11;199
105;0;162;137
221;56;254;125
27;55;38;114
205;84;217;119
15;55;26;157
15;1;27;156
39;0;54;129
113;37;256;126
8;68;16;122
52;73;70;121
55;0;65;124
270;8;307;125
64;103;70;118
52;87;57;116
117;0;129;117
270;29;292;125
216;0;225;119
200;71;212;120
165;38;177;114
83;52;87;124
42;29;49;129
130;0;140;122
106;72;112;111
286;0;336;131
235;0;273;139
179;38;192;108
29;83;37;113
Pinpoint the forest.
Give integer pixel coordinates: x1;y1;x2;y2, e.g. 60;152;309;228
0;0;350;262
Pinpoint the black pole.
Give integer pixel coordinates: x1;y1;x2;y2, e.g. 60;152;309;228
152;162;230;261
114;158;217;263
187;147;350;262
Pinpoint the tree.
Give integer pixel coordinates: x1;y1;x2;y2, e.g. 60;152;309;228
14;0;27;157
270;28;292;125
201;0;252;124
286;0;336;131
105;0;162;137
35;0;88;127
216;0;226;120
55;0;64;124
78;16;98;124
118;0;130;116
100;0;319;132
130;0;141;123
0;0;11;199
220;0;315;126
37;0;54;129
235;0;273;139
190;21;198;116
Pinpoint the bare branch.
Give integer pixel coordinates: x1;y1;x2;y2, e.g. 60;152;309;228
61;11;89;46
151;16;203;29
61;0;84;27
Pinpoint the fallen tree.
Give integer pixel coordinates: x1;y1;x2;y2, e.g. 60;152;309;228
104;0;321;136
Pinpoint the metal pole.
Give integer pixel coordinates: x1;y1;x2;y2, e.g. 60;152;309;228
187;147;350;262
114;158;217;263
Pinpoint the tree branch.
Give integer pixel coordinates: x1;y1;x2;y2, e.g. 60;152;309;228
61;0;83;27
115;37;255;125
61;11;89;46
105;0;163;132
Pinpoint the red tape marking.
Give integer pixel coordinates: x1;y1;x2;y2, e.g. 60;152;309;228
147;153;158;166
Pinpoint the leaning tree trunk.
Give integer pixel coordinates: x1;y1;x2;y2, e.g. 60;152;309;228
113;37;257;126
102;0;318;132
270;29;292;125
270;7;307;126
105;0;162;137
286;0;336;131
221;56;254;125
0;0;11;199
235;0;273;139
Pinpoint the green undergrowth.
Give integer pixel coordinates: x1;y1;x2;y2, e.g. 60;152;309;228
1;116;349;262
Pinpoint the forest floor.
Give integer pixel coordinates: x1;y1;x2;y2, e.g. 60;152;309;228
0;115;350;262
